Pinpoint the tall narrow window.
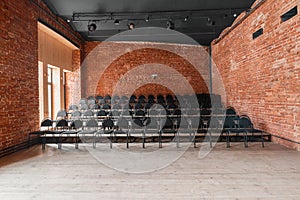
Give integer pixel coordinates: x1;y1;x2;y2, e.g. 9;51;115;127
38;61;44;123
47;67;53;119
63;71;67;110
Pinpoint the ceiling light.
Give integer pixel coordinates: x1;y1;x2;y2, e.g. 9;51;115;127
233;13;237;17
146;16;149;22
128;22;135;30
207;18;216;26
66;19;71;23
184;16;188;22
88;23;97;32
114;19;120;25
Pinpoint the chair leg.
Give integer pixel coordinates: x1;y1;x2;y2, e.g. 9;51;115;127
159;131;162;148
75;135;79;149
58;134;62;149
93;134;97;149
126;132;129;149
209;131;212;148
42;137;46;151
261;132;265;148
176;132;179;148
142;132;145;149
245;132;248;148
110;133;112;149
193;131;196;148
226;131;230;148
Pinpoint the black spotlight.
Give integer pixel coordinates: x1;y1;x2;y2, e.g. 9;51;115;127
166;20;174;29
128;22;135;30
114;19;120;25
88;23;97;32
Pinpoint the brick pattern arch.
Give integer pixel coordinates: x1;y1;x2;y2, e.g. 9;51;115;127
95;48;208;97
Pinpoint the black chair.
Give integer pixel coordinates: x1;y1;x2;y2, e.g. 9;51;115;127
115;117;130;148
112;95;120;104
161;117;176;147
54;119;69;149
96;95;103;103
80;104;89;111
104;95;111;103
94;118;114;148
79;119;99;145
90;103;99;110
58;119;83;149
134;103;144;110
102;103;111;110
83;110;94;119
239;116;264;148
143;117;161;148
56;110;67;120
222;116;240;148
145;103;153;110
129;95;137;103
68;104;79;112
174;117;195;148
70;110;82;119
97;110;108;120
28;119;53;149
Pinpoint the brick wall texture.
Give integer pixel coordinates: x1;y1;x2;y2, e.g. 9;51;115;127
212;0;300;150
82;42;210;98
0;0;83;151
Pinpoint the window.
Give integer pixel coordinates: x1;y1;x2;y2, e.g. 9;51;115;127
281;6;298;22
253;28;263;40
47;67;53;119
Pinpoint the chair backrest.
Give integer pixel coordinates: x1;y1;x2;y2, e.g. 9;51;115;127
102;103;111;110
96;95;103;101
79;98;87;105
104;95;111;101
68;104;78;111
134;103;143;110
41;119;53;130
87;96;95;100
97;110;107;118
71;110;82;119
102;118;114;130
84;119;99;129
87;99;96;105
162;117;174;130
80;104;89;111
132;118;144;129
226;107;236;115
83;110;94;118
239;117;253;129
56;110;67;120
117;118;129;130
145;118;160;130
112;104;121;110
71;120;83;129
145;103;153;110
223;117;236;129
91;104;100;110
56;119;68;129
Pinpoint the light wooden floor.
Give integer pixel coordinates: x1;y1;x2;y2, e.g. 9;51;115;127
0;142;299;199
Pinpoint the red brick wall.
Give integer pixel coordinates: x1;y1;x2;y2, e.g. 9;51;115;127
0;0;83;151
83;41;210;98
212;0;300;150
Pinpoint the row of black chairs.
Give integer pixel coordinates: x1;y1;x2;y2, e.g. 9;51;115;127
74;93;222;111
29;106;268;150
